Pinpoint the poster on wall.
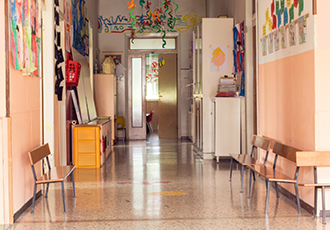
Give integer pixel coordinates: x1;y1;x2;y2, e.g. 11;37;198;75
280;26;287;49
262;37;267;56
210;46;228;72
288;21;296;46
298;15;307;44
274;30;280;51
268;33;274;54
65;0;72;52
10;0;41;76
72;0;87;55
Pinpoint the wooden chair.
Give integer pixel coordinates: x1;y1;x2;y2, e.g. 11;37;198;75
296;151;330;224
247;141;301;214
28;143;76;213
229;135;271;192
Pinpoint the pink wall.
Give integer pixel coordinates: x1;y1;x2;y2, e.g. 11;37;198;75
258;49;315;205
9;54;41;213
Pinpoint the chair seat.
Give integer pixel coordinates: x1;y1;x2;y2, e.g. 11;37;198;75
229;154;261;165
248;164;296;183
36;165;76;184
299;183;330;187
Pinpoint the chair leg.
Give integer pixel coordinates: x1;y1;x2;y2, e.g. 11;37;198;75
322;186;326;224
61;181;66;212
275;182;279;198
248;169;253;198
295;183;301;214
315;187;318;218
265;180;270;214
229;158;233;182
31;183;37;213
240;165;245;193
252;171;256;181
45;183;50;198
72;170;76;198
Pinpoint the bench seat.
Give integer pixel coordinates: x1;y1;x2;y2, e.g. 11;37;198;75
248;164;296;183
229;154;261;165
36;165;76;184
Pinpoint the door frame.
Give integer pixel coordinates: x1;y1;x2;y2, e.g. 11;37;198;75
126;35;179;140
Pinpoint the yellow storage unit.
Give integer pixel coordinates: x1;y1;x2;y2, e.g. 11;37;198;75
73;126;101;168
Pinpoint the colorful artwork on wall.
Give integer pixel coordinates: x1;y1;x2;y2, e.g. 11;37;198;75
210;46;228;72
298;15;306;44
72;0;87;55
274;30;280;51
280;26;287;49
10;0;41;76
268;32;274;53
288;21;296;46
262;37;267;56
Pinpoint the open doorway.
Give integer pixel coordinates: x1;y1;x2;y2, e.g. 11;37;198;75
127;37;178;140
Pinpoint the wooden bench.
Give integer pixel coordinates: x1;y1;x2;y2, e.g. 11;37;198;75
247;141;301;214
296;151;330;224
28;143;76;213
229;135;271;192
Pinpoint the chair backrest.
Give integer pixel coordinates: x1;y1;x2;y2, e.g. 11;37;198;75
251;135;271;152
273;141;301;163
28;143;51;166
117;116;125;129
147;110;154;123
296;151;330;167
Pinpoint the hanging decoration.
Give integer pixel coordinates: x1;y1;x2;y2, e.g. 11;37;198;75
146;61;159;83
127;0;180;48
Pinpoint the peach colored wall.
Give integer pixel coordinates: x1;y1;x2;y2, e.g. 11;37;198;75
258;49;315;206
9;56;41;213
0;0;5;117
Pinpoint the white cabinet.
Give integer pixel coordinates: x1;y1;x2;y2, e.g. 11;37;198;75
213;97;240;163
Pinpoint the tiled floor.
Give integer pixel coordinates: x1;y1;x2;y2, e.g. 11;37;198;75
7;134;330;229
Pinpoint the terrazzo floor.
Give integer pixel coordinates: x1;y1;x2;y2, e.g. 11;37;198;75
6;134;330;229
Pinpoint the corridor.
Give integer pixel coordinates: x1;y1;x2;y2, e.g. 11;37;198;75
8;135;327;229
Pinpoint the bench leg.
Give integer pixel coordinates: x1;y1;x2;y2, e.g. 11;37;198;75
265;180;270;214
315;187;318;218
45;183;50;198
295;183;301;214
275;182;279;198
61;181;66;212
248;169;253;198
229;158;233;182
252;171;256;181
31;183;37;213
72;170;76;198
322;186;326;224
240;165;244;193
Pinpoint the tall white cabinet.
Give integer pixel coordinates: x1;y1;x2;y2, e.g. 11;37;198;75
192;18;237;159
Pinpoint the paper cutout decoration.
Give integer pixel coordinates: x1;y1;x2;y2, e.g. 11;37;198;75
268;33;274;54
281;0;285;14
262;37;267;56
271;0;275;16
299;0;304;16
210;46;228;72
287;0;291;7
294;0;298;7
289;22;296;46
284;7;288;26
280;26;287;49
277;9;282;28
298;15;307;44
276;1;279;15
289;4;294;22
274;30;280;51
263;24;267;37
272;14;277;30
268;20;273;33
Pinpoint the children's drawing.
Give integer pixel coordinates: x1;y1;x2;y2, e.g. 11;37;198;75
274;30;280;51
298;16;306;44
289;21;296;46
280;26;287;49
262;37;267;56
210;46;228;72
268;33;274;54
